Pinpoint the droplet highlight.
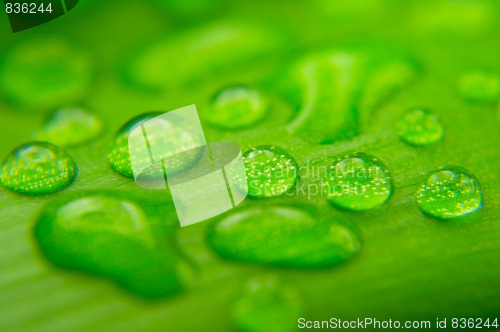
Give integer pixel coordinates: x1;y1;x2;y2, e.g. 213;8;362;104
36;106;104;147
207;86;268;129
243;145;299;198
1;142;77;195
397;108;444;146
324;152;393;211
416;166;483;219
231;274;302;332
34;195;191;298
207;205;361;268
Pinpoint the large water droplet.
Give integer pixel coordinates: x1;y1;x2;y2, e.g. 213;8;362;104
243;145;299;198
34;195;191;298
416;166;483;219
274;49;418;143
397;108;444;146
231;274;302;332
0;142;77;195
0;38;91;109
324;152;393;211
207;86;268;129
36;106;104;147
458;70;500;103
207;205;361;268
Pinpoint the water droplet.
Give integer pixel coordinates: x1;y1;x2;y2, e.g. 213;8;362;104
207;86;268;129
108;112;201;179
324;152;393;211
207;205;361;268
36;106;104;147
275;49;418;143
124;20;290;91
109;113;158;178
0;142;77;195
458;70;500;103
397;108;444;146
0;38;91;108
156;0;220;16
416;166;483;219
108;113;161;178
231;274;302;332
34;195;192;298
243;145;299;198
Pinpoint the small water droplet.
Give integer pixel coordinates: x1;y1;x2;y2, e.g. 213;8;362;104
207;205;361;268
458;70;500;103
397;108;444;146
207;86;268;129
324;152;393;211
231;274;302;332
243;145;299;198
34;195;192;298
0;142;77;195
413;1;491;37
36;106;104;147
416;166;483;219
0;38;91;108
